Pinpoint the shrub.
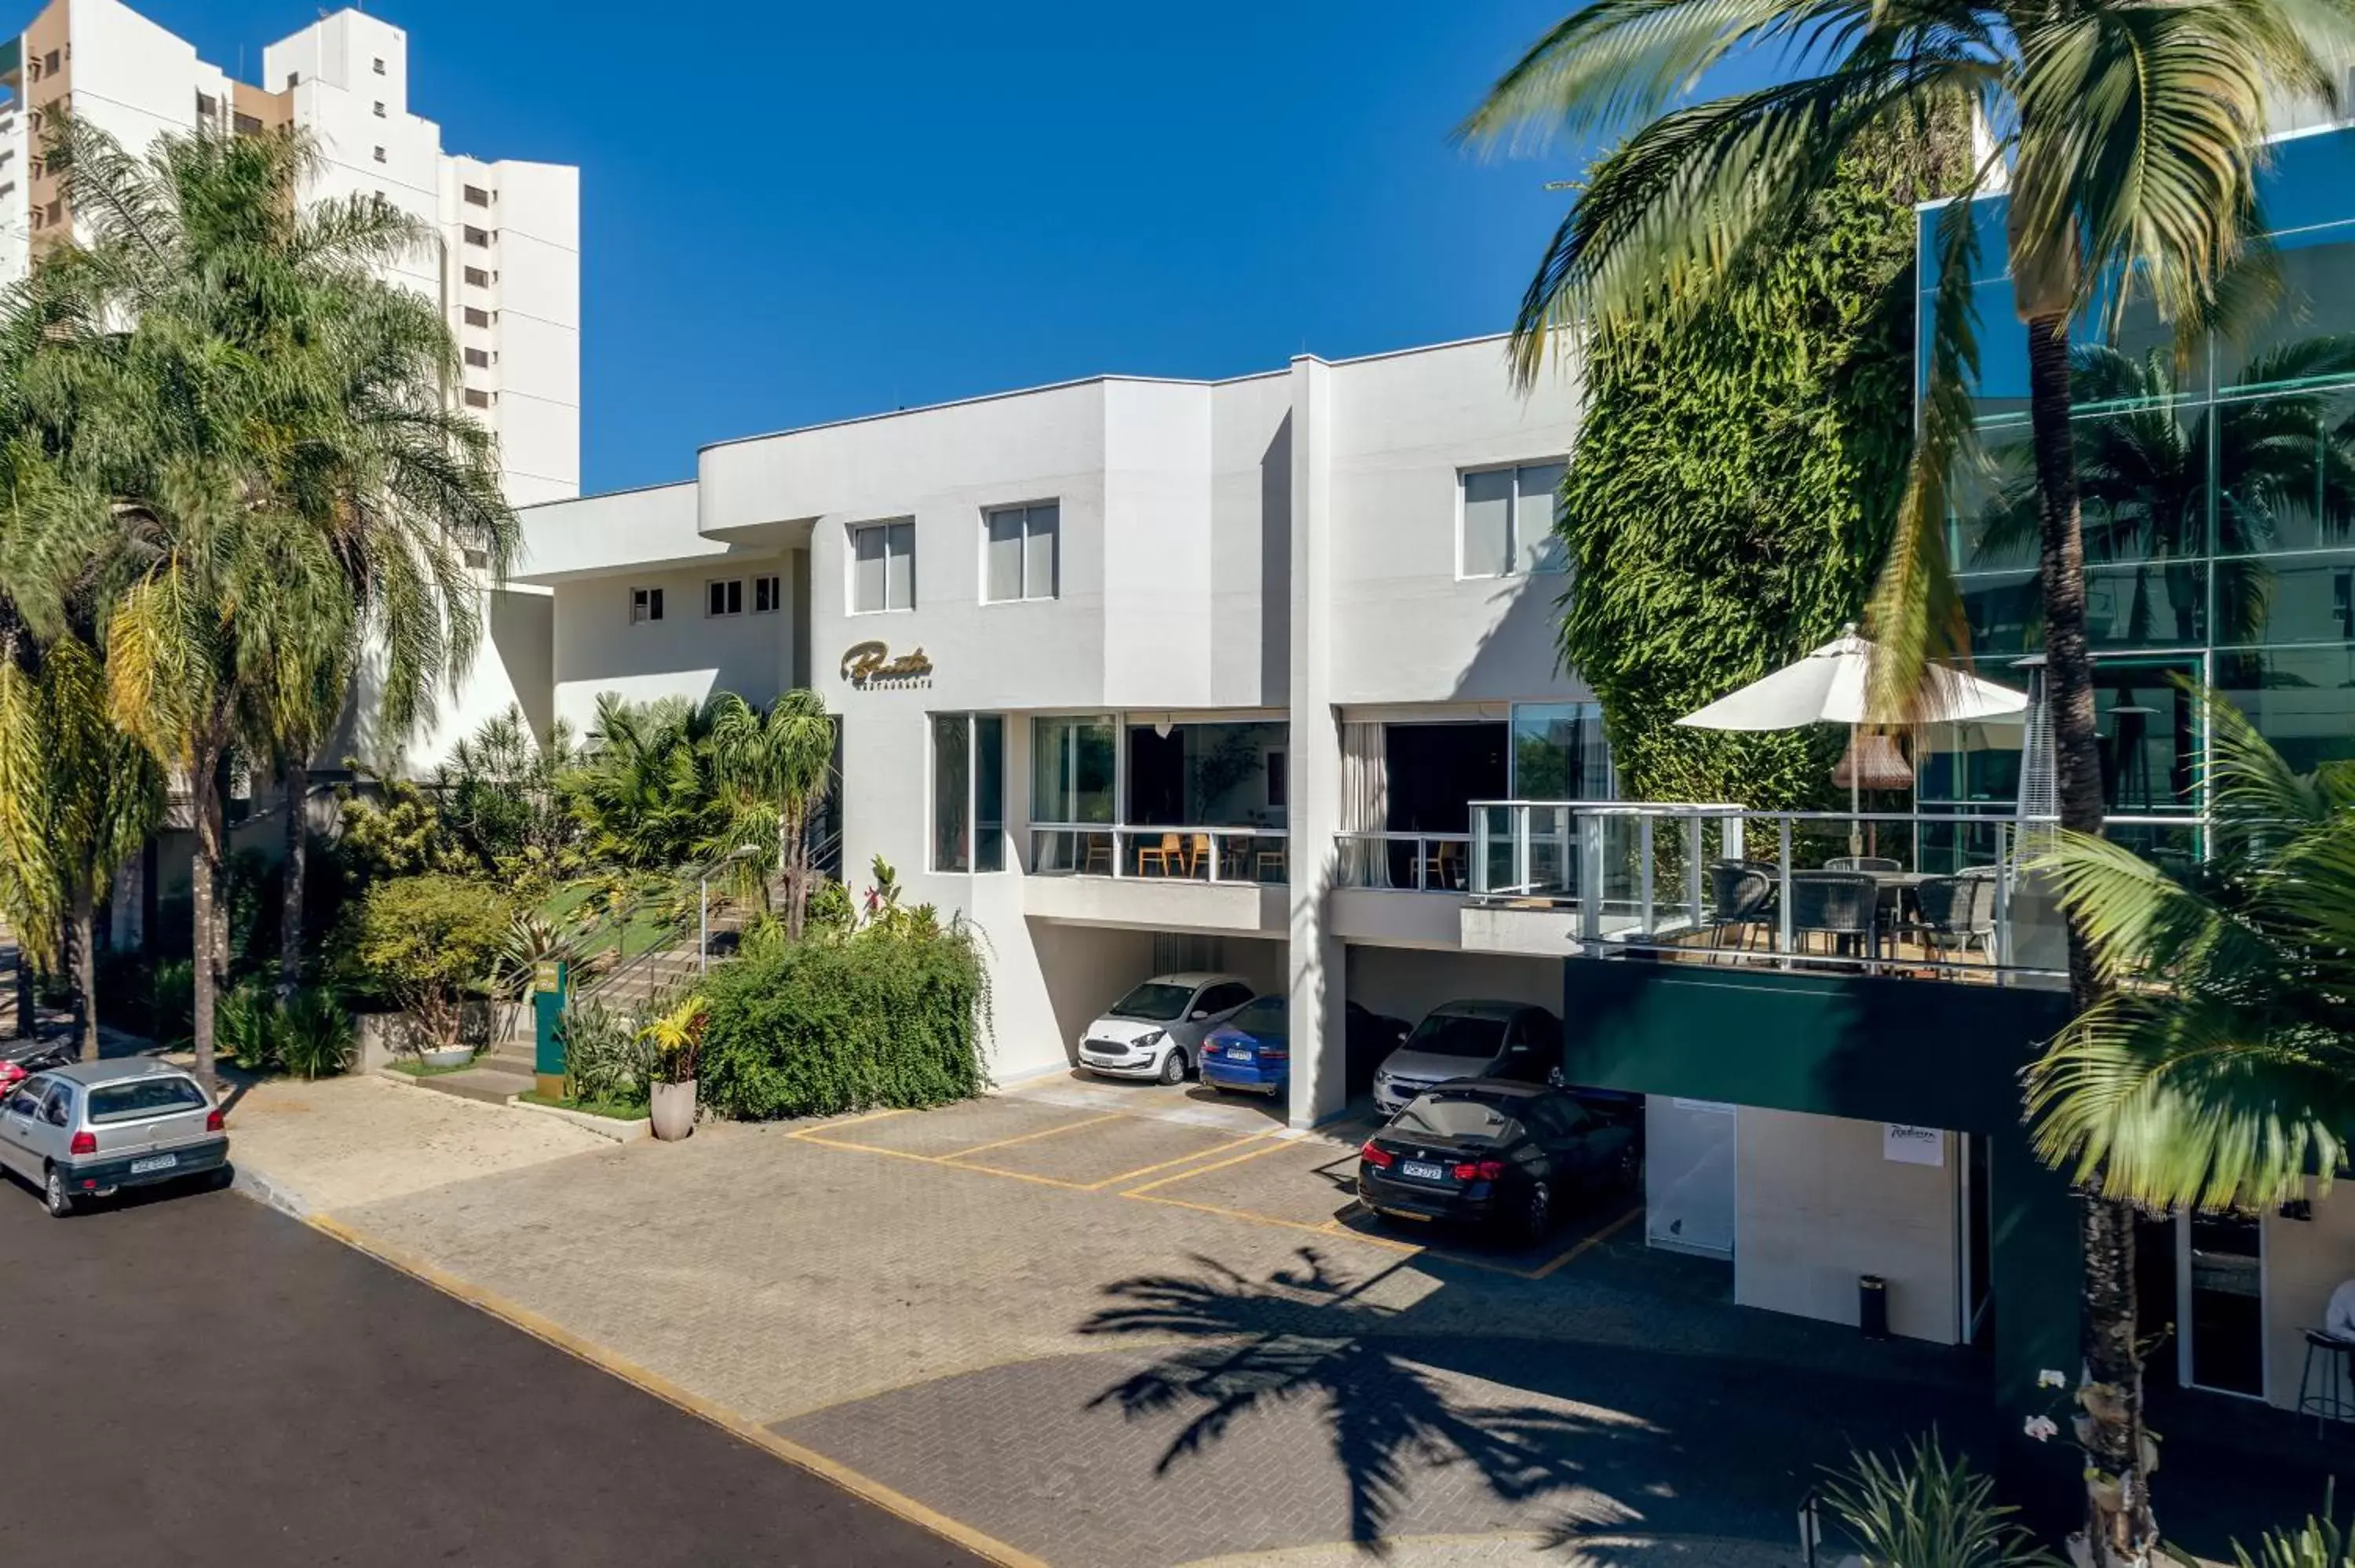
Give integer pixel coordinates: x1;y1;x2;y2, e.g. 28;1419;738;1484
803;877;854;933
149;958;195;1048
1820;1435;2056;1568
277;990;357;1080
558;995;652;1107
697;921;988;1120
217;981;279;1071
335;873;511;1056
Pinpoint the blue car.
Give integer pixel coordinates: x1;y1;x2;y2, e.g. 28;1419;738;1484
1200;997;1410;1099
1199;996;1291;1096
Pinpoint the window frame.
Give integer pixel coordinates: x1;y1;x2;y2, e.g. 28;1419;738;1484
629;585;665;625
980;500;1061;604
1458;460;1568;581
847;519;916;615
929;713;1006;874
705;578;745;618
753;574;782;614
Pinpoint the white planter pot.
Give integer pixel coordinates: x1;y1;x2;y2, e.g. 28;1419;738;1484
420;1043;476;1070
650;1080;697;1141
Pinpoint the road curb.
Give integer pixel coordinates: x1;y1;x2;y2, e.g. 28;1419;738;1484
302;1212;1050;1568
231;1160;315;1220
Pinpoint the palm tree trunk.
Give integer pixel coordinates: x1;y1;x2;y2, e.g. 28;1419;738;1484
188;750;225;1092
2028;312;2156;1563
70;888;97;1062
11;929;31;1039
783;803;808;942
280;757;307;997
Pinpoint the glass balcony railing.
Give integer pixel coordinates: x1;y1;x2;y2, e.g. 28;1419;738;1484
1448;800;2174;985
1030;824;1289;884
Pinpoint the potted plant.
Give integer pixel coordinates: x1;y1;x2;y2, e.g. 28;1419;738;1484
640;994;708;1141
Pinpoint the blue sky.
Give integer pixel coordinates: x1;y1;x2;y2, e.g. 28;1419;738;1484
147;1;1585;493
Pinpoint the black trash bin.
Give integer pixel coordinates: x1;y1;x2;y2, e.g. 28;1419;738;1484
1859;1274;1889;1340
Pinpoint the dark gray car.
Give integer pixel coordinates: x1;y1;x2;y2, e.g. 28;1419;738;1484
0;1059;229;1217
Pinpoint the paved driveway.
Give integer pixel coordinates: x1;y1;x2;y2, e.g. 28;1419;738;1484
291;1074;1993;1566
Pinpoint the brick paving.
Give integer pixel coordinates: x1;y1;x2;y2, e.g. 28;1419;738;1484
308;1088;1988;1566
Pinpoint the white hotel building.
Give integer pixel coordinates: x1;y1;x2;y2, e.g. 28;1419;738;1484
517;337;1607;1132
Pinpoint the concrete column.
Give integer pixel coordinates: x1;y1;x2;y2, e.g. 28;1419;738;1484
1285;357;1345;1129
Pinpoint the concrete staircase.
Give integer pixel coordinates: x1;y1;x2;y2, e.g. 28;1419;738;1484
410;1038;539;1106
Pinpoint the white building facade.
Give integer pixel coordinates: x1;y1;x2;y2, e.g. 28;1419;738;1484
518;336;1601;1125
0;0;576;765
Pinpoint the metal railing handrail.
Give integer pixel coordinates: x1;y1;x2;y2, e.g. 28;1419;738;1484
1333;829;1472;842
1028;822;1289;884
1028;820;1289;835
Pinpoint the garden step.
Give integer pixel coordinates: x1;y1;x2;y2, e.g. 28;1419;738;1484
414;1066;535;1106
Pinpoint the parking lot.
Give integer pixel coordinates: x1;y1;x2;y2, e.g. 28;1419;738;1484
790;1074;1641;1282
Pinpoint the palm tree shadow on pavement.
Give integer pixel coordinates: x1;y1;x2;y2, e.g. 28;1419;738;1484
1080;1246;1643;1553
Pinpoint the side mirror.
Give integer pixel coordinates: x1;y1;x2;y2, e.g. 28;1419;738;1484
1191;1010;1210;1021
1546;1067;1566;1089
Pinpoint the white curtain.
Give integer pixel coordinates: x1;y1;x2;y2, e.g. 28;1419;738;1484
1340;722;1389;888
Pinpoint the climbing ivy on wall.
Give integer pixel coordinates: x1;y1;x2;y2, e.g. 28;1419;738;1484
1557;137;1958;808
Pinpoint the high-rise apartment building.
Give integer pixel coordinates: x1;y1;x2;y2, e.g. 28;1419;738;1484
0;0;575;766
0;0;580;508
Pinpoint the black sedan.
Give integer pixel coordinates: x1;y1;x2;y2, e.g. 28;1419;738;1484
1357;1079;1637;1243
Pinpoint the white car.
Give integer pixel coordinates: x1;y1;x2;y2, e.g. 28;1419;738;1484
1075;973;1257;1085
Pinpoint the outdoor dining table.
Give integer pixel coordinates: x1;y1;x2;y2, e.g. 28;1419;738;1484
1860;870;1934;960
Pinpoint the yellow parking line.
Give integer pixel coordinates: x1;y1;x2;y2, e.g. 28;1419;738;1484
793;1131;1101;1193
1079;1129;1274;1191
1126;1187;1422;1253
304;1213;1045;1568
1526;1202;1643;1280
940;1110;1126;1161
1120;1136;1301;1196
787;1107;910;1140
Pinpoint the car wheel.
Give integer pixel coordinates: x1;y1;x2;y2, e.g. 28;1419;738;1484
43;1165;74;1219
1159;1048;1188;1086
1517;1180;1553;1245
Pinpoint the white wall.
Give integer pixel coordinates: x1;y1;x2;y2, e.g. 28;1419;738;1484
1734;1108;1962;1345
551;560;790;736
68;0;202;174
2262;1182;2355;1409
1326;339;1588;707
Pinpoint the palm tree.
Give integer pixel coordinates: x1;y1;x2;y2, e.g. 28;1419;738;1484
2027;689;2355;1211
567;693;728;873
1465;8;2353;1556
0;118;517;1082
0;634;164;1058
703;690;836;939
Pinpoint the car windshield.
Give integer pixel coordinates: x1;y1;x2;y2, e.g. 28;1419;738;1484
1402;1013;1507;1059
1393;1092;1522;1143
1108;983;1196;1023
87;1077;207;1124
1227;997;1287;1037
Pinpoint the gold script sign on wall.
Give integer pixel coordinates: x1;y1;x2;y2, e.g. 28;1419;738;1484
840;640;935;689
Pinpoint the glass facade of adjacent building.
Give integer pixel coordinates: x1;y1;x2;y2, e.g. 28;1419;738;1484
1916;123;2355;869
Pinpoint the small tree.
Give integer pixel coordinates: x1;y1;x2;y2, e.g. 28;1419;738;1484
339;873;510;1058
704;690;835;938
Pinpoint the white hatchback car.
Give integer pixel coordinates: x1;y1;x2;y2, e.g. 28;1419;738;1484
1076;973;1256;1085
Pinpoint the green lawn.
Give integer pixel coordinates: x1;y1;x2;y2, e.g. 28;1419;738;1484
387;1057;477;1079
518;1088;649;1122
536;884;683;963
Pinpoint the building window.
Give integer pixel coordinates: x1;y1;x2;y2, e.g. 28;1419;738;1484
930;714;1006;873
754;574;781;614
1266;749;1287;810
1461;461;1568;578
462;388;491;409
630;586;664;624
983;501;1058;603
287;71;301;88
195;92;217;119
27;157;41;180
706;578;744;618
373;57;386;75
463;305;491;328
463;347;490;368
463;185;491;207
371;147;386;163
849;519;915;613
233;112;261;136
463;547;489;570
463;265;490;288
44;50;60;75
372;101;386;118
462;224;491;247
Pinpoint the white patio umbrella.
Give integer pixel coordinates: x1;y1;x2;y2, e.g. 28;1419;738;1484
1675;625;2029;852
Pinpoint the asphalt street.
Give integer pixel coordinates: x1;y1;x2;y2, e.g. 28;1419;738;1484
0;1170;980;1568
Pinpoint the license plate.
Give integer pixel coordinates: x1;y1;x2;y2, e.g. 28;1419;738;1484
129;1154;177;1175
1400;1160;1446;1182
1227;1047;1253;1060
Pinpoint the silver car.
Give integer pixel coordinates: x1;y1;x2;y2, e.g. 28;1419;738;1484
0;1059;230;1218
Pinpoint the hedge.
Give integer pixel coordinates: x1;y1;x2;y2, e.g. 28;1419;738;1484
696;924;989;1119
1557;131;1962;808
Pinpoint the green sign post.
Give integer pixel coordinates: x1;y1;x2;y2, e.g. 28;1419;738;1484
531;960;570;1099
